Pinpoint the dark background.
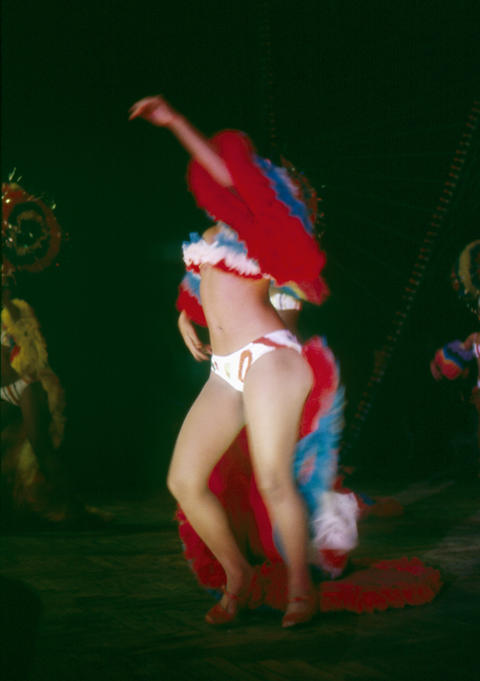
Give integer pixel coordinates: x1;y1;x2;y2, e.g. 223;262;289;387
2;0;479;496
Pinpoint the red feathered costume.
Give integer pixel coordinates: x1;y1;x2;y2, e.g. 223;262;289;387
174;131;442;613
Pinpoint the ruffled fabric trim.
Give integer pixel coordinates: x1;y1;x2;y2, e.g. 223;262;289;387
243;557;442;613
187;130;327;297
182;228;263;278
432;340;474;380
269;290;302;311
299;337;339;436
176;272;207;327
253;156;313;235
291;342;360;570
310;491;359;575
175;527;442;614
319;557;442;614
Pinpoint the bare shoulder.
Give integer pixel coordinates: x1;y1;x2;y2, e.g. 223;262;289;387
202;225;221;244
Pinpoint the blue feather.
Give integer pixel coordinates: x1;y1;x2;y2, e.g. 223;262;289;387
253;156;314;235
273;385;345;559
294;386;345;515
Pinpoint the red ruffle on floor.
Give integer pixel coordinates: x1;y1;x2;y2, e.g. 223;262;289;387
319;557;442;613
174;522;443;613
243;557;442;613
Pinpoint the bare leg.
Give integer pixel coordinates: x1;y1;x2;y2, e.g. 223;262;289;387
243;348;314;621
167;373;253;612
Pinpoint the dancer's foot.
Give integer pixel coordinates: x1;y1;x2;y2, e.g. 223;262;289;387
205;589;247;625
205;568;255;626
281;590;317;628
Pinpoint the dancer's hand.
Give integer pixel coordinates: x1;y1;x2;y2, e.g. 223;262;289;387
129;95;178;127
178;310;211;361
129;94;233;186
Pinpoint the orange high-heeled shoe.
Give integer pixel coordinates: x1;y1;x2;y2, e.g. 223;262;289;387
205;588;249;626
281;591;318;628
205;568;264;626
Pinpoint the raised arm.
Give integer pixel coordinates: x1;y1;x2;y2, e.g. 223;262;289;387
129;95;233;187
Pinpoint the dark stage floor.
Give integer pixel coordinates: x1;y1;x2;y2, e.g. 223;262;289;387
1;474;479;681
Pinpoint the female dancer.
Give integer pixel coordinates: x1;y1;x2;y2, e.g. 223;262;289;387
1;183;109;527
430;240;480;475
130;95;334;627
1;285;68;524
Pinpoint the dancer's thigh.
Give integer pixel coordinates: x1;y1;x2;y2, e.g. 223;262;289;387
243;349;312;483
168;373;245;489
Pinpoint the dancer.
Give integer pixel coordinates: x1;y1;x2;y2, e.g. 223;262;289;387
1;182;109;526
130;94;352;627
1;284;69;523
1;182;68;523
430;240;480;474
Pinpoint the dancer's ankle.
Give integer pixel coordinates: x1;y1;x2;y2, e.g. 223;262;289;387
287;573;313;602
225;564;254;595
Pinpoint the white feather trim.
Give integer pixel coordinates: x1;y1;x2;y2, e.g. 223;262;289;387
269;291;302;311
310;491;359;554
182;240;262;277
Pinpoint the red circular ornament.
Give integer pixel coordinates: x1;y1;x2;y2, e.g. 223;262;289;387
2;182;62;273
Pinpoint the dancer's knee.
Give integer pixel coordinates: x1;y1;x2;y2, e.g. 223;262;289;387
166;466;207;503
166;468;188;501
257;471;295;507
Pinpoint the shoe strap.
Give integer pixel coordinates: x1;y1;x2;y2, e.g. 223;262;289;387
288;594;314;604
223;589;241;601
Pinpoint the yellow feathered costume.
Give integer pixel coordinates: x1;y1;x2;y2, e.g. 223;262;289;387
1;299;67;521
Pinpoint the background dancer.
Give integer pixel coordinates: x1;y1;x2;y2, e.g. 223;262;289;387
1;182;108;527
430;240;480;476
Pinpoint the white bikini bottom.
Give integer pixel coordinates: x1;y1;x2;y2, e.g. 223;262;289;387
210;329;302;393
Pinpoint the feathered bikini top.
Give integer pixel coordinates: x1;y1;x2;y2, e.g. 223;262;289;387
177;129;329;326
182;222;263;278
